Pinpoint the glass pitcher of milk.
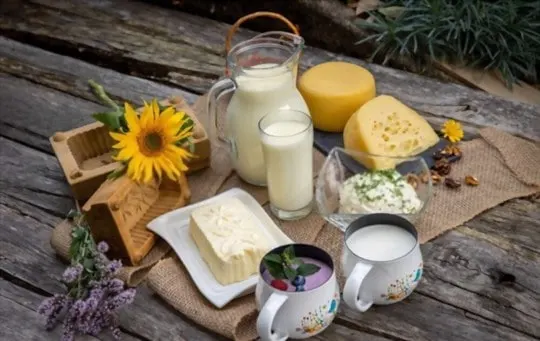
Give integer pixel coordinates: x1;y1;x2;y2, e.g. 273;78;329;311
207;32;309;186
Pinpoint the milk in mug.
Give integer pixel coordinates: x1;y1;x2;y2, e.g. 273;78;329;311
260;118;313;212
225;64;309;186
346;224;417;261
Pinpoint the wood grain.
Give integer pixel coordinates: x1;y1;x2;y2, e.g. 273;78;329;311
0;0;538;140
0;278;140;341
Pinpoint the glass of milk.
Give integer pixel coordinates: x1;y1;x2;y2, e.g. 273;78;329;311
258;109;313;220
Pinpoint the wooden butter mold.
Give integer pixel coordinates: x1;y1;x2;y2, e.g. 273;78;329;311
82;173;191;266
49;97;210;202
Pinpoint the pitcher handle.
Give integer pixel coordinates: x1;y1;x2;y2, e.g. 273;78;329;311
343;262;374;312
207;77;236;143
256;293;289;341
225;12;300;53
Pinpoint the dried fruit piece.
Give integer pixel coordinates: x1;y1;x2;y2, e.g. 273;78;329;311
430;170;442;185
406;174;419;189
450;145;462;157
433;158;451;176
444;178;461;189
465;175;479;186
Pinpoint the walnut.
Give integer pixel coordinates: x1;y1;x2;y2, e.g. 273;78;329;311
433;158;451;176
406;174;419;189
465;175;479;186
444;177;461;189
433;144;462;161
430;170;442;185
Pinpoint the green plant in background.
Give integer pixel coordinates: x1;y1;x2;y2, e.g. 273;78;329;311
355;0;540;88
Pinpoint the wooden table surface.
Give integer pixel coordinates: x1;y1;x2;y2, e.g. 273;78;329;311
1;1;539;341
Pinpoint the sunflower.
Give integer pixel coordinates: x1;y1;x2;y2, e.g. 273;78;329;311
441;119;464;143
110;99;193;184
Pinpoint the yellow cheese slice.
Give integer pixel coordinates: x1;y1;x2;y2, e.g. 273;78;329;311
298;62;376;132
343;95;439;169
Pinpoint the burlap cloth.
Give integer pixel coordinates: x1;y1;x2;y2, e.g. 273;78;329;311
50;95;540;340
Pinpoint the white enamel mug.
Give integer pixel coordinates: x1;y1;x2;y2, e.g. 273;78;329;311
342;214;423;312
255;244;340;341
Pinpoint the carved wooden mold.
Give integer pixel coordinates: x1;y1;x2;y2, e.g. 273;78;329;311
82;173;191;266
49;97;210;202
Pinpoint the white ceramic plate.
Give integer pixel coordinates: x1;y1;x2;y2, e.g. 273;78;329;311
147;188;292;308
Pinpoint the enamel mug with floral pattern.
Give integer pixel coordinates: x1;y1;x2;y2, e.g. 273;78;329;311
342;214;423;312
255;244;339;341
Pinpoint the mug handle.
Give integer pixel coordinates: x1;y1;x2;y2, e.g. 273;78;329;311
343;262;374;312
256;293;289;341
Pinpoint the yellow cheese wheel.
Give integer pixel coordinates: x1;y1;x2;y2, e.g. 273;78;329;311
343;95;440;169
298;62;376;132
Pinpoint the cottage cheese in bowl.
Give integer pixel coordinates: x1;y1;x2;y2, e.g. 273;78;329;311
339;170;422;215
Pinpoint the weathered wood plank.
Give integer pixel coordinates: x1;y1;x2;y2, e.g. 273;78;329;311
0;278;141;341
1;0;538;140
421;226;540;338
0;136;73;217
0;140;226;341
337;290;537;341
0;72;107;153
0;36;198;106
3;134;539;341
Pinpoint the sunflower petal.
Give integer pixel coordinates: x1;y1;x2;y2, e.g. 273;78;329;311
124;102;141;134
110;131;127;142
152;99;161;120
158;107;176;126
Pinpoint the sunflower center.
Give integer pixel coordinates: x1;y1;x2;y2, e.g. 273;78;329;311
139;131;165;156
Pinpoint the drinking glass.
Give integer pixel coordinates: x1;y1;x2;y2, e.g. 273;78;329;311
259;109;313;220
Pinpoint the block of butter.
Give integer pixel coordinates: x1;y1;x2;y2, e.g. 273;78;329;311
189;198;270;285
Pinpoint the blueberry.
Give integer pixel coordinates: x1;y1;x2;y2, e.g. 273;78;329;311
295;285;305;292
292;275;306;286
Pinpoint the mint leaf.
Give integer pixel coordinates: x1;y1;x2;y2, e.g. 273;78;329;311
263;260;285;279
263;253;282;264
283;267;297;282
282;245;295;265
296;263;321;276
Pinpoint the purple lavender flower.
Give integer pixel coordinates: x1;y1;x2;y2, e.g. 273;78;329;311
105;260;122;276
38;294;68;330
104;278;125;294
62;264;83;284
107;288;136;311
111;327;121;339
97;241;109;253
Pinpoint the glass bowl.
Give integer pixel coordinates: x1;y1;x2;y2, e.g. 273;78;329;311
315;147;432;231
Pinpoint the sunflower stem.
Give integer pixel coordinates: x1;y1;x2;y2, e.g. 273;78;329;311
88;80;121;111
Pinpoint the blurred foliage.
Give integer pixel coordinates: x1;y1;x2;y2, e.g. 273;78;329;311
354;0;540;88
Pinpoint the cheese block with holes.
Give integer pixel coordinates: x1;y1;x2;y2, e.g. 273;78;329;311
343;95;440;169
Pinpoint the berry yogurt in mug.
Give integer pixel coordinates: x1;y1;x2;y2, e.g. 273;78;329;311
261;251;333;292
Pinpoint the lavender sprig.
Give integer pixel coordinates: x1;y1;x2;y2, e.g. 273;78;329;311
38;210;136;340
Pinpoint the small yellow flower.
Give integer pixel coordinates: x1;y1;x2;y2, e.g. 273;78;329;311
110;99;193;184
441;119;464;143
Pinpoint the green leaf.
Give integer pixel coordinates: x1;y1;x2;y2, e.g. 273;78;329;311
283;267;297;282
107;166;127;180
296;263;321;277
92;112;122;131
263;253;282;264
263;260;285;279
282;245;295;262
83;258;95;270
